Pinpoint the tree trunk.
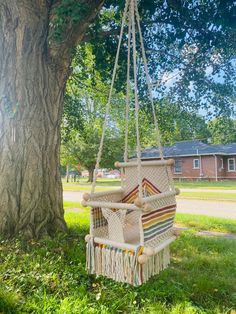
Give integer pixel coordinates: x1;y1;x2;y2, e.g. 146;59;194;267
0;0;104;238
88;168;95;183
66;165;70;183
0;3;69;238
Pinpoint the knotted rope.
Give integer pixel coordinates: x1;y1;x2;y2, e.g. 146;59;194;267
91;0;163;195
91;0;129;194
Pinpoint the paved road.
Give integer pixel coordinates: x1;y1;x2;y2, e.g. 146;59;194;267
64;191;83;202
63;191;236;219
176;198;236;219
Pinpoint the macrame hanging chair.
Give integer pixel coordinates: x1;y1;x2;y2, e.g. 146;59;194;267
82;0;180;286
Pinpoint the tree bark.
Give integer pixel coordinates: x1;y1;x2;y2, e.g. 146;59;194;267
88;168;95;183
0;2;67;238
66;165;70;183
0;1;103;238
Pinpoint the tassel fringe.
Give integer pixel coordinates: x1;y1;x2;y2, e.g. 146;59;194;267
86;239;170;286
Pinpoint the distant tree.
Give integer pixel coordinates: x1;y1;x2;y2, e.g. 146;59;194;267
62;45;123;182
208;117;236;144
60;136;80;182
76;123;123;182
151;101;210;144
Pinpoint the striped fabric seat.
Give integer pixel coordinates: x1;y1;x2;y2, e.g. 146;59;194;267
122;178;176;243
122;178;161;203
92;207;107;229
142;204;176;242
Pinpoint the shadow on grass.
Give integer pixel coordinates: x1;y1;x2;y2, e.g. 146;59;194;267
0;287;20;314
0;214;236;313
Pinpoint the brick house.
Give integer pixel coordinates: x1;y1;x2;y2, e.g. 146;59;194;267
141;140;236;181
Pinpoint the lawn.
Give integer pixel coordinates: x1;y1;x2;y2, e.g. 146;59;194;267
175;180;236;190
62;178;121;192
64;201;236;234
178;191;236;201
175;213;236;234
1;209;236;313
63;178;236;190
63;179;236;201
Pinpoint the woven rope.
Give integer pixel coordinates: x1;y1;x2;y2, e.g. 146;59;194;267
92;0;164;193
130;0;143;198
134;0;164;159
91;0;130;194
124;5;132;164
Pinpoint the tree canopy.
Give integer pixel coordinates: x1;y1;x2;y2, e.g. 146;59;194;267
208;117;236;144
83;0;236;117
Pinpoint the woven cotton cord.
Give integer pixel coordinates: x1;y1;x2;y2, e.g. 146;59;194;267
130;0;143;198
91;0;130;194
134;1;164;160
121;3;133;190
124;4;132;163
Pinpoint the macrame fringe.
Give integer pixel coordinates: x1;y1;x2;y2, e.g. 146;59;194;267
86;239;170;286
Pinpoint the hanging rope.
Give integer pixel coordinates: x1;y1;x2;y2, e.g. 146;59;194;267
121;3;132;190
91;0;164;195
124;4;132;164
91;0;130;194
134;1;164;160
130;0;143;198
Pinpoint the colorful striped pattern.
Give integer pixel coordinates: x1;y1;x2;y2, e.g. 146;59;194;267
142;204;176;242
91;178;174;243
122;178;161;204
92;207;107;229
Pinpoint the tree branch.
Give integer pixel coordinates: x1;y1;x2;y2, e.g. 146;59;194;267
83;28;120;43
49;0;104;71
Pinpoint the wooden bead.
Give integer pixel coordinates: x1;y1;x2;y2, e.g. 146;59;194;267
81;200;87;207
134;197;143;208
83;193;90;201
143;203;153;212
138;254;148;264
114;161;120;168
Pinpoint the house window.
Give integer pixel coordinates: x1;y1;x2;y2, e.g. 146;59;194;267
220;158;224;169
174;160;182;173
193;159;200;169
228;158;235;172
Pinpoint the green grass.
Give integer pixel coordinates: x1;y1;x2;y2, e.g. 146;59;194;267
62;178;121;192
64;200;85;210
63;179;236;201
1;210;236;313
175;213;236;234
178;191;236;201
63;184;111;192
63;183;117;192
63;178;236;190
63;201;236;235
175;180;236;190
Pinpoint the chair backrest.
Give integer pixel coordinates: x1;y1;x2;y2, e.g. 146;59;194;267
123;163;175;196
122;162;177;245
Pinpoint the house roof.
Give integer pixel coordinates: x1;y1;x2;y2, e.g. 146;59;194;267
141;140;236;159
